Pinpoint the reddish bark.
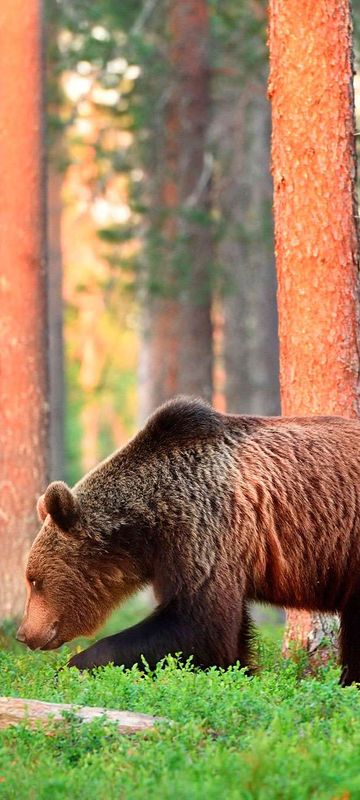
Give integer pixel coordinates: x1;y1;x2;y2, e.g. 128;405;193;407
269;0;360;418
0;0;48;618
268;0;360;654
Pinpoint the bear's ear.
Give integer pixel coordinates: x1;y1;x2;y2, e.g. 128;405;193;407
37;494;48;523
44;481;80;532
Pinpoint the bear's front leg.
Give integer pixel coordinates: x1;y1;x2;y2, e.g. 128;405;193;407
67;597;242;672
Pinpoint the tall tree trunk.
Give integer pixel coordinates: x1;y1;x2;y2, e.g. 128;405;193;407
0;0;48;619
139;0;213;420
168;0;213;401
139;298;179;420
218;74;279;416
269;0;360;658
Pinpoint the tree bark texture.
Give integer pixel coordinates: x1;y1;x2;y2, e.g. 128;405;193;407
269;0;360;656
216;74;279;416
0;0;49;619
139;0;213;419
269;0;360;418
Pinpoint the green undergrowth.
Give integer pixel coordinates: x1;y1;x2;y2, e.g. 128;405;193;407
0;621;359;800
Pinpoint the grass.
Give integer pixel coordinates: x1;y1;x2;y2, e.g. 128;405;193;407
0;603;359;800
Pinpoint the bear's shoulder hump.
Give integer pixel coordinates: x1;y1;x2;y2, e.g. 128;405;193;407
144;396;224;447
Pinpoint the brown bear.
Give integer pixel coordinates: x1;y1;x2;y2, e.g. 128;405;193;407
16;397;360;684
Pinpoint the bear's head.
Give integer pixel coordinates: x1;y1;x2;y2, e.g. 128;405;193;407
16;481;144;651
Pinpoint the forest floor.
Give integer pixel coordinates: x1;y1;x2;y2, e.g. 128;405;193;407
0;602;359;800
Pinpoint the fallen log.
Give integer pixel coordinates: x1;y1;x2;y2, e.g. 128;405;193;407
0;696;165;733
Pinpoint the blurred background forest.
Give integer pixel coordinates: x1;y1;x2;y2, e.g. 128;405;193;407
46;0;360;484
48;0;281;486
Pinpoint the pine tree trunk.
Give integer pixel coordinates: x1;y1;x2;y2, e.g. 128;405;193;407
0;0;49;619
139;298;179;421
168;0;213;402
217;74;279;415
139;0;213;420
268;0;360;658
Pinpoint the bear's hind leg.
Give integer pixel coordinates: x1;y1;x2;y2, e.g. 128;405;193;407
237;602;257;675
340;598;360;687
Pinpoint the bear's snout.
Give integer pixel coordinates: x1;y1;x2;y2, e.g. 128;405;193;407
16;621;59;651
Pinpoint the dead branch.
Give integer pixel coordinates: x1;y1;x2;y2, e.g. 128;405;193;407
0;696;166;733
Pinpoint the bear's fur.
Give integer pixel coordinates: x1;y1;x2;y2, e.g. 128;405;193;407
17;397;360;684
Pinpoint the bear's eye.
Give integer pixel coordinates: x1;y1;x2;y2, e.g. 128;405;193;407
27;576;42;592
